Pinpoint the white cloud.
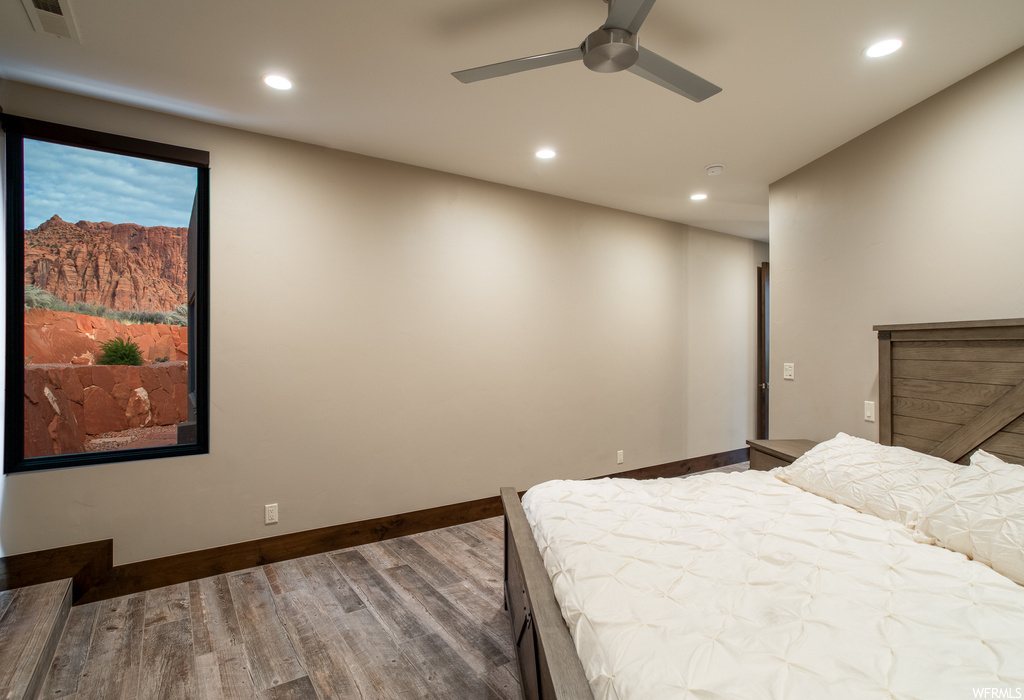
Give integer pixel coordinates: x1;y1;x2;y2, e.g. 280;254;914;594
24;139;197;230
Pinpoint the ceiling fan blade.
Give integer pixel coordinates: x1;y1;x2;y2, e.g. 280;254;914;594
453;47;584;83
627;47;722;102
603;0;658;35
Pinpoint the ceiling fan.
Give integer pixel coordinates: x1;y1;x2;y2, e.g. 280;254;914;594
452;0;721;102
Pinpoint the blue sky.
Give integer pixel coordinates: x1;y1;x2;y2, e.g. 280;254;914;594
24;139;197;230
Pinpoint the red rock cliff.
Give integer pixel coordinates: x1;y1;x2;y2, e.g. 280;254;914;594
24;215;187;312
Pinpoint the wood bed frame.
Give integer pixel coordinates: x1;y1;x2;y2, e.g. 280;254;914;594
500;318;1024;700
876;318;1024;462
500;486;592;700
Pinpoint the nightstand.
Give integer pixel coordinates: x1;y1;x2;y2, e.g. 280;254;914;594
746;439;818;471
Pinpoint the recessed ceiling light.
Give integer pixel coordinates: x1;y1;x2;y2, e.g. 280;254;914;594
535;148;556;159
262;74;293;90
865;39;903;58
690;193;708;201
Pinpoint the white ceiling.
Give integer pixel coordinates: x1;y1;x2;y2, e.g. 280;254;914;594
2;0;1023;241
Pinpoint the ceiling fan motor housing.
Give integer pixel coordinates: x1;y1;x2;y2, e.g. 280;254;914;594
582;28;639;73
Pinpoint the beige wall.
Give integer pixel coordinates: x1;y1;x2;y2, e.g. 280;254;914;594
0;80;766;563
686;227;767;456
769;47;1024;442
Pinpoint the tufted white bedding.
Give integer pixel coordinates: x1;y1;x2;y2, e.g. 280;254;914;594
522;469;1024;700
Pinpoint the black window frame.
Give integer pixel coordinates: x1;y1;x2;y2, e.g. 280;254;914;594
2;114;210;473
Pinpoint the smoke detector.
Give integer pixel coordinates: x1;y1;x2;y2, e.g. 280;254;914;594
21;0;80;42
705;164;725;176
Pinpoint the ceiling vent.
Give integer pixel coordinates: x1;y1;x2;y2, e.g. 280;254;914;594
21;0;80;42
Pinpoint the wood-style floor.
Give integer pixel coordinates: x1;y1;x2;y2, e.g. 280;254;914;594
41;516;522;700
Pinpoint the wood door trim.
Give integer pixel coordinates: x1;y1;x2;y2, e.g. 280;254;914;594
756;262;770;439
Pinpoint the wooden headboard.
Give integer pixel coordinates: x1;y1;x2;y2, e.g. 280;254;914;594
875;318;1024;465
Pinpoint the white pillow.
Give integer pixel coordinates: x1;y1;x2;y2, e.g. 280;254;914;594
972;448;1022;470
774;432;961;527
917;449;1024;585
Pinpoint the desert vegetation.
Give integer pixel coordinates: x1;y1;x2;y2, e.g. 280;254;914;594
24;285;188;327
97;337;145;366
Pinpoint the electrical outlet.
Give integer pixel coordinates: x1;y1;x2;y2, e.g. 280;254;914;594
783;363;795;380
617;450;624;465
265;503;279;525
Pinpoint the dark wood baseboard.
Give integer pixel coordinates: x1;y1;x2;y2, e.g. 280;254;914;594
599;446;749;481
5;447;747;604
0;540;112;603
77;495;505;604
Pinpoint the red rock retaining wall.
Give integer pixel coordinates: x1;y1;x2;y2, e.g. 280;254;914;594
24;308;187;365
24;362;188;458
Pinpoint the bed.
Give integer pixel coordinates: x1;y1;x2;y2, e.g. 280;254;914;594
501;318;1024;700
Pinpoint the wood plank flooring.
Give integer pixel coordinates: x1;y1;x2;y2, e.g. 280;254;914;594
0;579;72;700
40;517;522;700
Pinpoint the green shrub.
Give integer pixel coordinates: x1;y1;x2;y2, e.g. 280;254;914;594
166;304;188;327
97;337;144;366
70;301;107;316
24;285;51;308
121;309;184;325
24;285;69;311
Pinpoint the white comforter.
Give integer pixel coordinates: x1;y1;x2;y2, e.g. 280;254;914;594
522;470;1024;700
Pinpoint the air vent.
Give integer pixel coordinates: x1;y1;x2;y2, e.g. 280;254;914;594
21;0;80;41
32;0;63;14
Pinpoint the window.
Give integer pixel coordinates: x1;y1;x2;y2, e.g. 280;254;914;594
3;115;209;472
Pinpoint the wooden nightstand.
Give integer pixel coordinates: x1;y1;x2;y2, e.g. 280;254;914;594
746;439;818;471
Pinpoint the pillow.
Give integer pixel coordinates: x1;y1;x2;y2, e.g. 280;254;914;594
971;448;1023;469
774;432;961;527
917;449;1024;585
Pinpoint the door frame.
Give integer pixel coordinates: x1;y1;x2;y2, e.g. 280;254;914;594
756;262;769;439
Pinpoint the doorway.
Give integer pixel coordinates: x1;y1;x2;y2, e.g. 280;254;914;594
756;262;769;439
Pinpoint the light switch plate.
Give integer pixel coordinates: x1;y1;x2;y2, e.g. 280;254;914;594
783;363;795;380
